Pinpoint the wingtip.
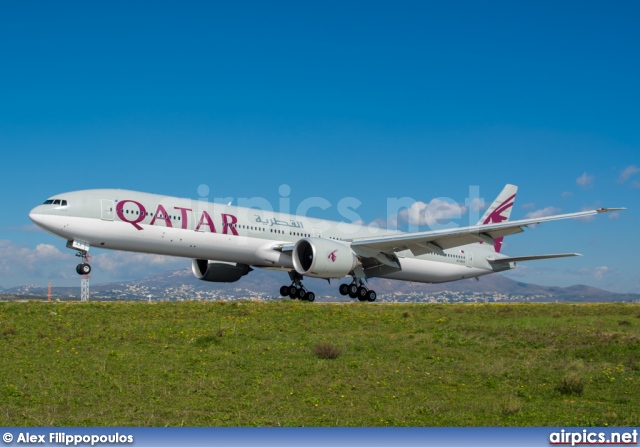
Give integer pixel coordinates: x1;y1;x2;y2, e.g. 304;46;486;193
597;207;626;213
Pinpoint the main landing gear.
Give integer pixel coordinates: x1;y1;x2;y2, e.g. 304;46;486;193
339;280;377;302
280;272;316;302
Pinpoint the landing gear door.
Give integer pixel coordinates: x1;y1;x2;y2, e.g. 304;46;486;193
101;200;114;221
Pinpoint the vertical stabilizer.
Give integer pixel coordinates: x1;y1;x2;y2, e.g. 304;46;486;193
476;184;517;252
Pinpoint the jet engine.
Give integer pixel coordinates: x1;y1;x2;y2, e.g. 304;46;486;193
191;259;253;283
292;238;358;279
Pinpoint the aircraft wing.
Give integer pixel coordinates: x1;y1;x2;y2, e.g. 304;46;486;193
350;208;624;256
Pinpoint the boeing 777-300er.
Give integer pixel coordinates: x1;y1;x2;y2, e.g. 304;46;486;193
29;185;624;302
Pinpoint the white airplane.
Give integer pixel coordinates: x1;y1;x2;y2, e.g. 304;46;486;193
29;185;623;302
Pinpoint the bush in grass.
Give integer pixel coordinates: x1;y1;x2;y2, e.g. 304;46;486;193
556;375;585;396
313;342;341;359
500;398;522;416
194;334;222;347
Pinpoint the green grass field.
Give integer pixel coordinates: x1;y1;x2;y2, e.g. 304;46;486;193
1;300;639;426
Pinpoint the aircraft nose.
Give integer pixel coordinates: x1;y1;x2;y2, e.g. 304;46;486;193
29;206;45;226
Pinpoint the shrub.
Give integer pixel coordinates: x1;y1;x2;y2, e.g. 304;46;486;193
556;375;585;395
194;334;222;347
500;398;522;416
313;342;342;359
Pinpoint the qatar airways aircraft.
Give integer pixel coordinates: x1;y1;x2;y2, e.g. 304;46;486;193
29;185;623;302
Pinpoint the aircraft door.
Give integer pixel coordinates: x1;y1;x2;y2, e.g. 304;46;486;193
466;251;473;268
101;200;114;221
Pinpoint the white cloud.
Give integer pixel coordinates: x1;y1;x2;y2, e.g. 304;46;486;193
466;197;485;212
524;206;561;219
570;266;615;281
0;240;76;288
0;240;70;275
397;198;467;228
561;191;574;199
576;172;594;189
0;240;189;288
618;165;640;184
90;252;185;278
576;204;601;222
521;202;536;210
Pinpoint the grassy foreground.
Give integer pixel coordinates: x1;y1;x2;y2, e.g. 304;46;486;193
1;300;639;426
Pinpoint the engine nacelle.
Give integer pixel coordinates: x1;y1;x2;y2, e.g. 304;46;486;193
191;259;252;283
292;238;357;279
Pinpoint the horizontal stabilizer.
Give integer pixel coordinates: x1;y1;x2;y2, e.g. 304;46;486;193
487;253;581;263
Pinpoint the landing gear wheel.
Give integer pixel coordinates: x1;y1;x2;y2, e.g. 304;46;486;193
366;290;377;302
77;263;91;275
357;286;368;301
339;284;349;296
348;283;359;298
283;272;316;303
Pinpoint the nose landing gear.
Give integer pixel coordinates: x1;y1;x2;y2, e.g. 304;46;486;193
75;261;91;275
66;240;91;275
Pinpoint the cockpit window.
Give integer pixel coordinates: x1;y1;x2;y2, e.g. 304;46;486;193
42;199;68;206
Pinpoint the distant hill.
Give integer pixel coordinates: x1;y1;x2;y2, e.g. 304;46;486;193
4;268;639;303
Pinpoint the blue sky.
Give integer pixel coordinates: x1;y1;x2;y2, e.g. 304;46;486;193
0;1;638;293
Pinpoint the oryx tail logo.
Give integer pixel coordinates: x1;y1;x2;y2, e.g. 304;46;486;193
481;193;515;253
328;249;338;262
